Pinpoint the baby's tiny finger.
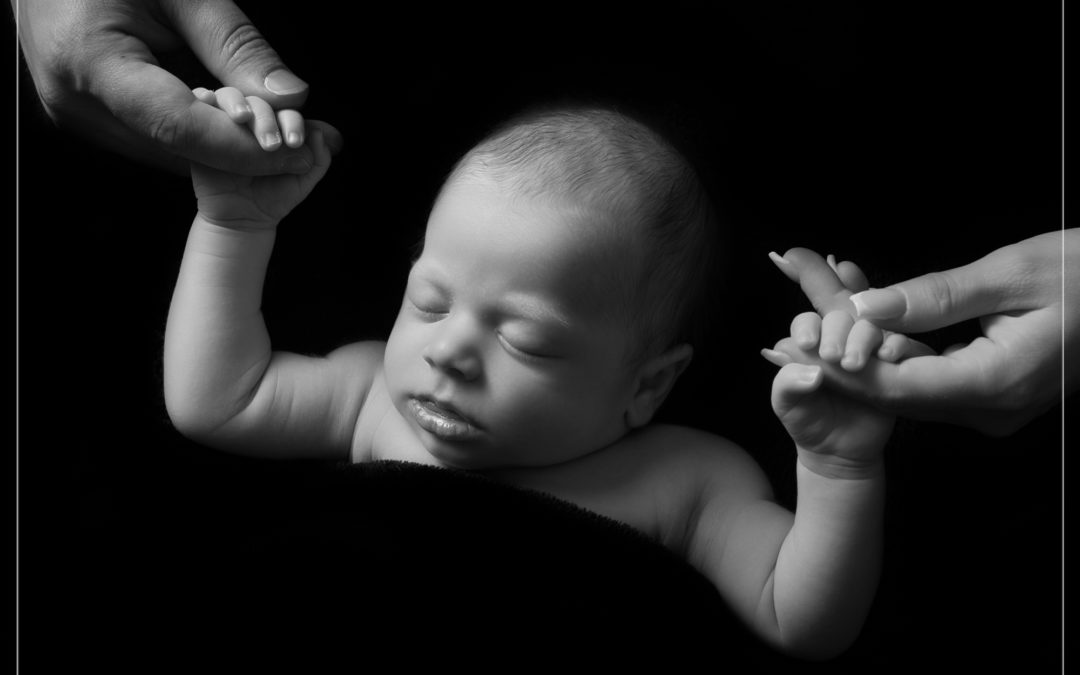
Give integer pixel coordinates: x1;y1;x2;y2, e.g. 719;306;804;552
192;87;216;105
878;332;938;361
819;309;854;363
215;87;252;122
277;109;305;148
835;260;870;293
790;311;821;350
841;319;883;372
246;96;282;151
877;332;905;362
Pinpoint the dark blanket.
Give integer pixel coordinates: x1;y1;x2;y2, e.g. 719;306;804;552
57;458;829;670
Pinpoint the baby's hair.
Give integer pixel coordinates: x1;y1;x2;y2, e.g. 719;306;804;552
442;103;721;363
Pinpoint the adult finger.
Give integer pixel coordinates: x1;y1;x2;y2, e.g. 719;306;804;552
162;0;309;110
848;231;1068;333
778;248;856;315
877;332;936;362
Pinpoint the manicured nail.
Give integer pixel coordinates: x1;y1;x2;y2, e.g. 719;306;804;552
264;69;307;95
826;254;841;275
768;251;799;282
850;288;906;319
760;348;792;367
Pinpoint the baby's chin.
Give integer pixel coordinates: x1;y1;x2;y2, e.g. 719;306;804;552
418;434;573;473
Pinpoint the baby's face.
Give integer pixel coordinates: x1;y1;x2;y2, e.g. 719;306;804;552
383;175;641;470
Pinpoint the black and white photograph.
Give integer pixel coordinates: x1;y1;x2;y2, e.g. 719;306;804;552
14;2;1067;671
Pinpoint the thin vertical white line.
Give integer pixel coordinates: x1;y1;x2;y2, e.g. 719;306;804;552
14;2;20;673
1059;2;1066;673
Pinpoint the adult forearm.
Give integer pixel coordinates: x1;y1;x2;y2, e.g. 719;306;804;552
770;460;885;660
163;215;277;438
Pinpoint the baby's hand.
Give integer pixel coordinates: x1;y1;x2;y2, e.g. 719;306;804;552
192;87;307;152
770;249;934;371
189;88;336;230
765;355;894;479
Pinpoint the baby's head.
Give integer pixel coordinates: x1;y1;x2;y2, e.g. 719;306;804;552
384;105;720;470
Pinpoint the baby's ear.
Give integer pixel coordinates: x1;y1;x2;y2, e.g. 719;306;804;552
625;344;694;429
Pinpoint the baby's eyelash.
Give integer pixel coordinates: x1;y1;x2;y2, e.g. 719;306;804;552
408;299;448;319
497;333;549;363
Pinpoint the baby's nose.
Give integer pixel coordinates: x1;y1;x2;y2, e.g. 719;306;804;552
422;323;482;382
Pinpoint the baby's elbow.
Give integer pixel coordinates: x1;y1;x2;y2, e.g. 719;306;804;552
164;391;223;445
162;379;238;447
775;624;860;662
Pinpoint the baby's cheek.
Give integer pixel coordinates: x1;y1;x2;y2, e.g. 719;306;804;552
495;376;621;460
383;317;419;395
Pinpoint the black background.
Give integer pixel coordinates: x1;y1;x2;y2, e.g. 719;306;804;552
15;1;1067;670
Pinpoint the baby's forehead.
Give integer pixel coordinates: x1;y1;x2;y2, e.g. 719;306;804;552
427;173;646;311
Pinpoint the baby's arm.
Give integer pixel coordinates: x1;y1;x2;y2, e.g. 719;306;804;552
684;310;894;660
164;91;374;460
756;327;893;659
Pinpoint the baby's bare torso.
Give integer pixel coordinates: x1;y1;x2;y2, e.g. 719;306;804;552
352;365;759;553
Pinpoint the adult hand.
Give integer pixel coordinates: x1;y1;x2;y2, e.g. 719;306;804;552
772;229;1078;436
13;0;342;175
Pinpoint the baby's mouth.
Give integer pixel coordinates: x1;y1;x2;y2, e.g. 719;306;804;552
408;397;483;441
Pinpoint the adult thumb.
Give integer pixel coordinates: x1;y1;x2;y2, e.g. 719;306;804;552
848;253;1026;333
163;0;309;109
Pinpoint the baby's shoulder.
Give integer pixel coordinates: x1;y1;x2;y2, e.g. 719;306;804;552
617;424;773;498
505;424;773;547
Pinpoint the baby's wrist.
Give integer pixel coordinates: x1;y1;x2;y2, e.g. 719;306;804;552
196;210;280;233
796;450;884;481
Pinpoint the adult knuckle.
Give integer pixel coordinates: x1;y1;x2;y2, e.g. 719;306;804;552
995;249;1044;298
146;105;193;150
219;21;273;70
921;271;960;317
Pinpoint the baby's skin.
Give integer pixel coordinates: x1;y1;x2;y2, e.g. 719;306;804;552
165;89;896;660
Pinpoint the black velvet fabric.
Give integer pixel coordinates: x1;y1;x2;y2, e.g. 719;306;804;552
55;456;804;669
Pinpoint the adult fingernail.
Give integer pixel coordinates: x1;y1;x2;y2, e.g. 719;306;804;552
761;348;792;367
264;69;307;95
850;288;906;319
768;251;799;282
